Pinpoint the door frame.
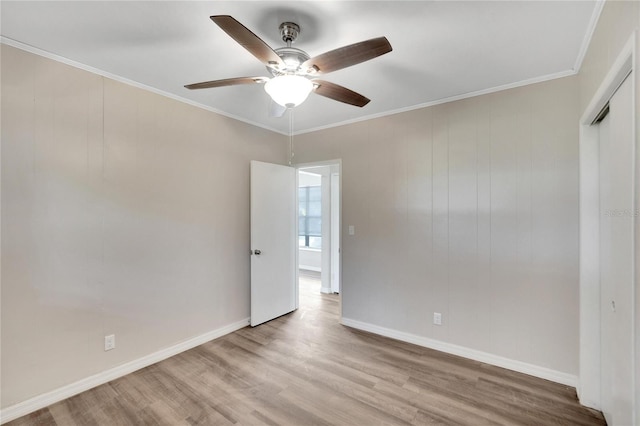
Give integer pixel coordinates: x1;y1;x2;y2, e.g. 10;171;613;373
295;159;342;320
578;32;636;411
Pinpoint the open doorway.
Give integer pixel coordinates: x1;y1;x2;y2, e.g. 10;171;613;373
296;161;341;313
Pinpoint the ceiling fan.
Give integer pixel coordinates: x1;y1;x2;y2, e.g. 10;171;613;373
185;15;392;116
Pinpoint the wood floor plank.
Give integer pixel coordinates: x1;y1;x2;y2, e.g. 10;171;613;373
6;274;605;426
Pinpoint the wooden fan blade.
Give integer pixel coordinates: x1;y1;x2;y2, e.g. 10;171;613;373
302;37;392;75
312;80;370;107
211;15;284;67
184;76;268;90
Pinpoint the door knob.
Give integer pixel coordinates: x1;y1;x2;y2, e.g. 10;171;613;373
254;249;261;255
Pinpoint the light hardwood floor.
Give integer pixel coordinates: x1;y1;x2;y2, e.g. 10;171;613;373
8;272;604;425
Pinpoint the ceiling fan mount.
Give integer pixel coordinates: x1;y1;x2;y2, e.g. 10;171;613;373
279;22;301;44
184;15;393;115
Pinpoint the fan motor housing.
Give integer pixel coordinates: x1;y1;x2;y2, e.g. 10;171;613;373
268;47;311;76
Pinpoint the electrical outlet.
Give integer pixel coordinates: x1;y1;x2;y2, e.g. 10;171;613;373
104;334;115;351
433;312;442;326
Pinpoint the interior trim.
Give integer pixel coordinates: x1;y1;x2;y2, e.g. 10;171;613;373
580;35;635;125
294;69;577;135
341;317;578;388
0;318;250;425
573;0;606;72
0;36;288;136
2;36;576;137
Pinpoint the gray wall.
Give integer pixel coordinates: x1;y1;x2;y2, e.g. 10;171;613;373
5;3;633;406
293;75;580;375
1;45;287;407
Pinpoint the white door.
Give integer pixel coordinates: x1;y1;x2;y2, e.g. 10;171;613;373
598;74;634;425
250;161;296;327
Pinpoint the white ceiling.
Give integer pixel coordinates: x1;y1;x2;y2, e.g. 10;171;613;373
1;1;600;135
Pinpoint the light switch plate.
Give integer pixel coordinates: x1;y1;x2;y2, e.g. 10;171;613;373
348;225;355;235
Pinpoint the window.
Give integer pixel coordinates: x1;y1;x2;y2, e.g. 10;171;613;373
299;185;321;248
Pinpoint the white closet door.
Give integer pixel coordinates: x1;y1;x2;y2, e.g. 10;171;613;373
599;74;634;426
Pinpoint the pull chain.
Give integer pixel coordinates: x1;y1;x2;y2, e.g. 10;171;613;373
288;108;294;166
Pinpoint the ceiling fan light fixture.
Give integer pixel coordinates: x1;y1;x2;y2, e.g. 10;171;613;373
264;75;313;108
186;16;392;113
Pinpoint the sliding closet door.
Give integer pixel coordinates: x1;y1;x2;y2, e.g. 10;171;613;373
598;74;634;426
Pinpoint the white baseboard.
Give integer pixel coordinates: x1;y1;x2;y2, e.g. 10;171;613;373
320;286;332;294
0;318;250;424
341;317;577;388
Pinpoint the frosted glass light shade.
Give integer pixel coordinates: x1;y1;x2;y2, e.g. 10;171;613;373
264;75;313;108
